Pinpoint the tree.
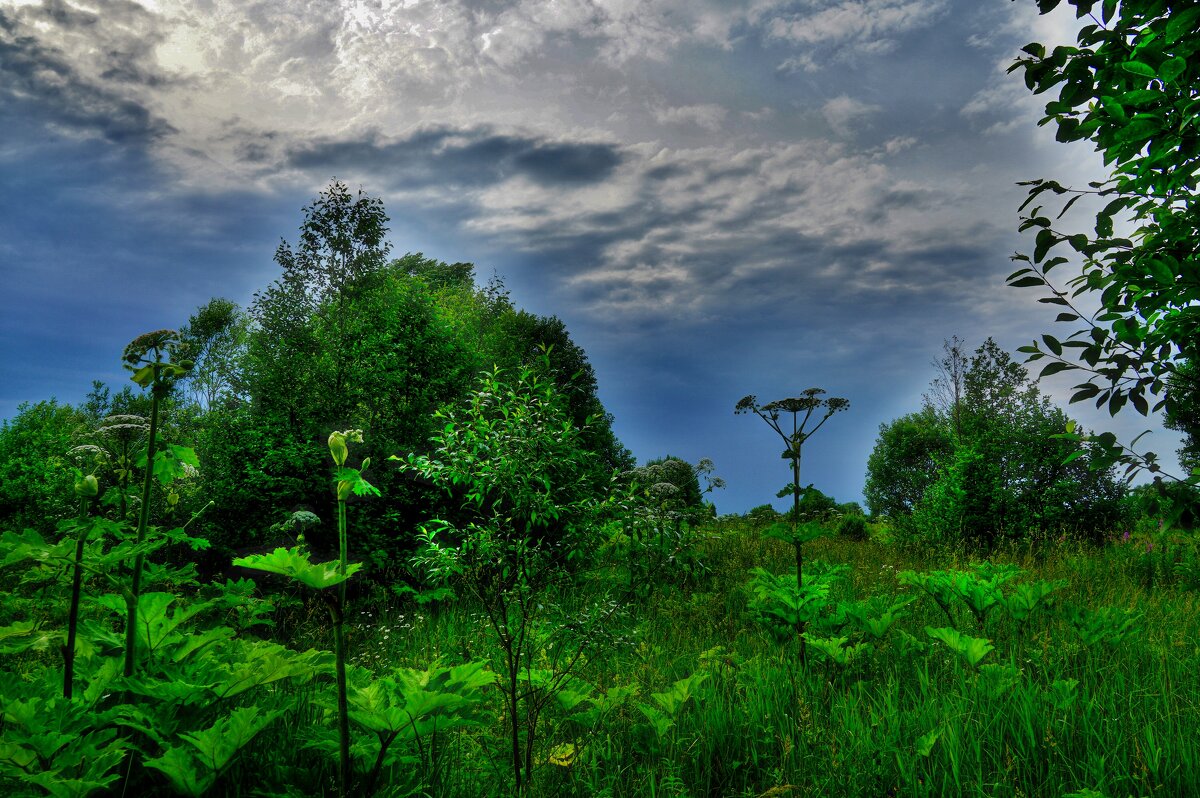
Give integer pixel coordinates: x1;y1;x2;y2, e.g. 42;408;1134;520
864;407;953;519
640;455;704;509
272;180;391;310
398;360;617;794
923;335;968;437
179;297;249;411
0;399;88;530
871;338;1127;546
392;252;476;292
1007;0;1200;482
250;180;392;424
489;310;635;473
1164;358;1200;472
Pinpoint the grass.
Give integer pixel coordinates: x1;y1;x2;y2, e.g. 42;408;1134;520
4;516;1198;797
267;520;1199;798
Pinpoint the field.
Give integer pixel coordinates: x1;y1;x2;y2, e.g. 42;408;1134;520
5;508;1199;798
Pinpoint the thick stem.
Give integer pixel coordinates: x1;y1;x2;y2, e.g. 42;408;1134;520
792;454;806;666
64;498;89;699
330;598;351;798
124;382;161;678
333;496;351;798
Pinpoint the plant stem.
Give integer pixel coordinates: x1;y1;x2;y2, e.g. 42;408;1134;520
792;451;807;667
63;497;89;699
124;377;161;678
333;496;351;798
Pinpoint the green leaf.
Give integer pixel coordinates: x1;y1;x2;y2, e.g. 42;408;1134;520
233;546;362;590
1033;229;1058;263
1146;259;1176;286
130;364;156;387
915;727;941;757
1120;61;1156;78
144;707;282;797
1165;7;1200;43
926;626;995;668
1040;361;1072;377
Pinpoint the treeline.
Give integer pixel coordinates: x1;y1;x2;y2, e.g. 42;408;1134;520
0;181;634;570
864;336;1198;546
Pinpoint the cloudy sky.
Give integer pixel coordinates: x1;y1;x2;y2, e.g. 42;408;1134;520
0;0;1183;514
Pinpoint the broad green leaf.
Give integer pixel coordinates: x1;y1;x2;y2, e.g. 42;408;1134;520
915;727;941;757
145;707;281;797
1119;60;1156;78
926;626;995;668
651;671;708;716
211;643;333;699
233;546;362;590
1165;7;1200;43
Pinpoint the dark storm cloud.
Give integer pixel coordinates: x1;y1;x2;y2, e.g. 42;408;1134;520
0;8;173;145
286;127;622;189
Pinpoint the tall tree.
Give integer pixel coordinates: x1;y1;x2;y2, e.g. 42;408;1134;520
923;336;968;437
864;407;952;519
1007;0;1200;482
179;298;249;411
869;338;1127;545
251;180;392;421
1164;359;1200;472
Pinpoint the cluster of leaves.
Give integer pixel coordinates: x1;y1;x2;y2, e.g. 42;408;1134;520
866;338;1127;546
394;359;623;793
1007;0;1200;485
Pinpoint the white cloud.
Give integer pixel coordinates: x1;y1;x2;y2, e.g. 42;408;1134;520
652;103;729;130
762;0;949;64
821;95;881;137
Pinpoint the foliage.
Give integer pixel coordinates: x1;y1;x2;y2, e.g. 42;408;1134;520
1164;358;1200;472
179;298;250;411
864;408;953;519
735;389;849;660
487;308;635;474
745;504;781;525
875;338;1126;546
395;359;619;793
836;513;868;541
638;455;705;509
787;484;839;523
0;400;88;531
1007;0;1200;483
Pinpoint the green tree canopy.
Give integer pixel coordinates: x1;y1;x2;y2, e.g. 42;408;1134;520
868;338;1126;545
179;297;249;411
1007;0;1200;482
864;407;953;519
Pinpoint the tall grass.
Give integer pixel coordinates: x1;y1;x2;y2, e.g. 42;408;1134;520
350;518;1200;797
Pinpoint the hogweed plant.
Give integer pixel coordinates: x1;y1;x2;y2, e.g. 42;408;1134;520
735;389;848;662
120;329;192;678
94;414;149;522
233;429;376;797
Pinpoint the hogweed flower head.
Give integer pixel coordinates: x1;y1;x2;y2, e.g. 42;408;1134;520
122;330;192;390
328;429;363;467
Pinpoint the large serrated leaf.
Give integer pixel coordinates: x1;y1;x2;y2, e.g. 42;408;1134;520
233;546;362;590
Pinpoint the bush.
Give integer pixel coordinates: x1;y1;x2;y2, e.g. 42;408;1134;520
745;504;780;526
836;514;868;541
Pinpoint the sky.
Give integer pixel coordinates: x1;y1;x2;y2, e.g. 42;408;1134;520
0;0;1185;515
